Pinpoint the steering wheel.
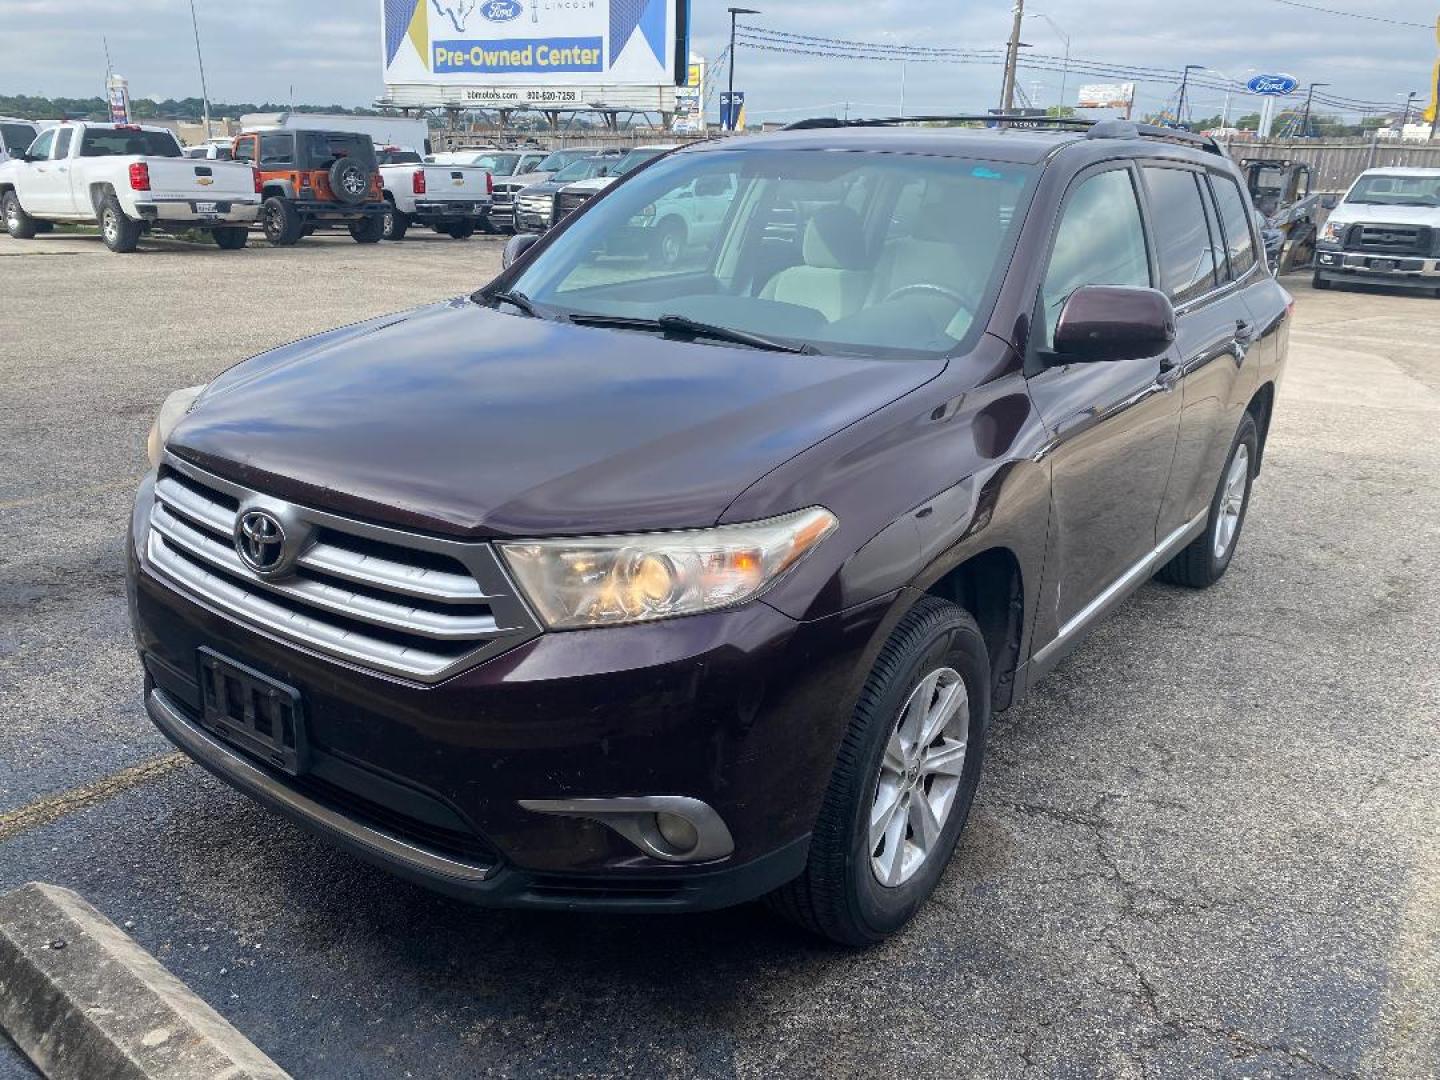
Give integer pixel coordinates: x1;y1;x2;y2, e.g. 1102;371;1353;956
882;282;969;307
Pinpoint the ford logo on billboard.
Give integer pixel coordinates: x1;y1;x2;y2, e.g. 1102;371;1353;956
1246;74;1299;96
480;0;523;22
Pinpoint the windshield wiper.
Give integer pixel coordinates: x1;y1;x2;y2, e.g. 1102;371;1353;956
566;312;817;355
488;289;542;318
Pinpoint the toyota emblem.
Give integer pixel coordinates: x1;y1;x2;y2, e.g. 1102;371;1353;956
236;510;287;574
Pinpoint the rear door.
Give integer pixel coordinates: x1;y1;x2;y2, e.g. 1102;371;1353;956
1025;162;1184;634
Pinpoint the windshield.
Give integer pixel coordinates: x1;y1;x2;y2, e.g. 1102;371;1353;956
537;150;595;172
1;123;37;151
79;128;182;158
553;158;606;182
500;149;1036;361
378;150;423;165
301;132;377;170
465;153;519;174
1346;173;1440;207
614;147;671;176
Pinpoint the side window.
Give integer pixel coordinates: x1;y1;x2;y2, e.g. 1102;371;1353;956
259;134;293;167
1040;168;1151;349
28;129;55;160
52;129;73;160
232;138;256;165
1141;166;1217;305
1210;175;1258;278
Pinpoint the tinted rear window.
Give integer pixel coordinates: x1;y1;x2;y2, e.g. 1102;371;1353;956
79;129;182;157
378;150;423;165
1142;167;1218;305
301;132;377;170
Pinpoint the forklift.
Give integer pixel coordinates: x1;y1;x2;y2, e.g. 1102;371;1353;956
1239;158;1324;274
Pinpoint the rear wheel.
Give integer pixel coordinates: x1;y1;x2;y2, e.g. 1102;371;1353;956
99;194;141;253
3;191;38;239
212;226;248;250
1156;412;1258;589
767;596;989;946
444;220;476;240
262;197;303;246
651;217;686;266
382;201;409;241
349;215;385;244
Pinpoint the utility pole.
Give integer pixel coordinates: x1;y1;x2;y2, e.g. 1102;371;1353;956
1300;81;1329;139
999;0;1025;114
726;7;760;132
1399;90;1416;130
188;0;212;137
1176;64;1202;127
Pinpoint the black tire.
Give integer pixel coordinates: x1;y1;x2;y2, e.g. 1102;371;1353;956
651;217;686;266
3;191;38;239
212;226;248;250
34;220;54;234
99;194;141;253
329;157;370;205
767;596;989;946
262;197;303;246
1311;270;1331;291
382;201;409;241
1156;412;1259;589
444;220;477;240
349;215;385;244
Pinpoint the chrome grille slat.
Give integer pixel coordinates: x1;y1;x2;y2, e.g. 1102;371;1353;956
145;456;541;683
149;504;502;641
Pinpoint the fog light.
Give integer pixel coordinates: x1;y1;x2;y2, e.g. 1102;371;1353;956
655;812;699;853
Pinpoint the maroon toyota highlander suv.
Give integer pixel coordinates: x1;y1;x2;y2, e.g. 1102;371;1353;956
129;118;1290;945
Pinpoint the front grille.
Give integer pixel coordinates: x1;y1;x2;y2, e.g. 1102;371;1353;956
146;458;540;683
554;191;593;219
516;193;553;219
1349;223;1432;257
491;183;523;206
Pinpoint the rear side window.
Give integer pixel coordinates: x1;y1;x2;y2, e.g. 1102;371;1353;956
1210;175;1258;277
1041;168;1151;348
232;138;256;164
79;129;182;157
1142;167;1217;305
260;134;294;167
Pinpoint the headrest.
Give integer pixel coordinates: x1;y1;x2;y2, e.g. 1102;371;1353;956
803;204;869;270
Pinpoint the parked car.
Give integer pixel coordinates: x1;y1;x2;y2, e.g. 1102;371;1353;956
132;118;1289;945
183;140;236;161
234;128;385;246
0;122;260;252
237;111;431;158
376;148;492;241
1313;167;1440;295
514;156;616;232
488;147;624;232
551;144;680;226
0;118;39;165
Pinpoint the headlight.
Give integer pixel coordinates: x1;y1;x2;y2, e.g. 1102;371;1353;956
146;385;206;468
1319;220;1346;244
499;507;838;629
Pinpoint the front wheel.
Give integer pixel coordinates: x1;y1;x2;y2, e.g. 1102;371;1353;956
212;226;249;250
382;202;409;241
1312;270;1332;291
767;596;989;946
651;218;687;266
350;215;385;244
262;197;302;246
1156;412;1258;589
3;191;38;239
99;194;141;253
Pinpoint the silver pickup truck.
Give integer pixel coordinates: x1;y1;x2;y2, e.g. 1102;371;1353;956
1314;167;1440;295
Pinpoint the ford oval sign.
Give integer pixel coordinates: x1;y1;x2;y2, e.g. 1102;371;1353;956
1246;74;1299;96
480;0;523;21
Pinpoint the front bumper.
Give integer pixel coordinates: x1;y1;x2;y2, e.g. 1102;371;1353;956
1315;245;1440;288
127;500;884;910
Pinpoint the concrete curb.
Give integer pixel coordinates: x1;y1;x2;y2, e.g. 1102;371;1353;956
0;882;290;1080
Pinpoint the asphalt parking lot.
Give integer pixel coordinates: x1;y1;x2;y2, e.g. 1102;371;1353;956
2;227;1438;1078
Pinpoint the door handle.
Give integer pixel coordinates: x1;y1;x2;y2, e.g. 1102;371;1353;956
1235;319;1257;343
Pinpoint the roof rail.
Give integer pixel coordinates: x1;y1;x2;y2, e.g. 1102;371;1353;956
782;113;1223;155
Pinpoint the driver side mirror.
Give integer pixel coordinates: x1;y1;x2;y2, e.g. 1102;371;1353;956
1319;193;1338;210
502;231;541;269
1052;285;1176;363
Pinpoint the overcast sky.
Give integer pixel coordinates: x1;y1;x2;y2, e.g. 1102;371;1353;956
0;0;1435;122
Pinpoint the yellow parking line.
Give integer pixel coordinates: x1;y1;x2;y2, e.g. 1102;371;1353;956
0;753;188;843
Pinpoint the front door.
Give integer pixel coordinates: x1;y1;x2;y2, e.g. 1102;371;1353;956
1025;164;1183;639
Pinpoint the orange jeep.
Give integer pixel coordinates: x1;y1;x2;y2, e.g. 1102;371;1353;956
233;128;386;245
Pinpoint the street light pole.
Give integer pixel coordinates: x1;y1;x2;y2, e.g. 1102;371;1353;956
1300;81;1329;138
188;0;212;138
1026;12;1070;112
726;7;760;131
1399;90;1417;130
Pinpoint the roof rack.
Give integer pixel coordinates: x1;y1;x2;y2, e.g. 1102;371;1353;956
782;113;1223;155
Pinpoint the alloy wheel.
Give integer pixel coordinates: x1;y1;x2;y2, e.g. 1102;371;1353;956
1213;444;1250;559
102;208;118;245
869;666;970;887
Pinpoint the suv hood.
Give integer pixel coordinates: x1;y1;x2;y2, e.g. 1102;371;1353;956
501;170;553;188
565;176;617;194
169;300;942;539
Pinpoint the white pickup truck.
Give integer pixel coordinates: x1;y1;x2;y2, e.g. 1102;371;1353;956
1314;167;1440;296
376;148;492;241
0;122;261;252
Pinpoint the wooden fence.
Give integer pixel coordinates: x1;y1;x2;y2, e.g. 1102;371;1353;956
1219;137;1440;191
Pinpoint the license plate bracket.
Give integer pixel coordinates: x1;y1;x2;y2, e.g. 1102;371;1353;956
194;201;218;215
197;648;309;775
1369;258;1397;272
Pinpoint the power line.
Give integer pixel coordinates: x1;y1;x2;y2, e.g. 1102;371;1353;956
1262;0;1431;29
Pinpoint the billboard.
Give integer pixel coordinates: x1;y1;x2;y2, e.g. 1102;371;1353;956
381;0;688;110
1076;82;1135;110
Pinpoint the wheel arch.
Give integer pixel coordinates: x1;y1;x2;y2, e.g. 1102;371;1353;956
1246;381;1276;474
89;182;115;213
924;547;1025;713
